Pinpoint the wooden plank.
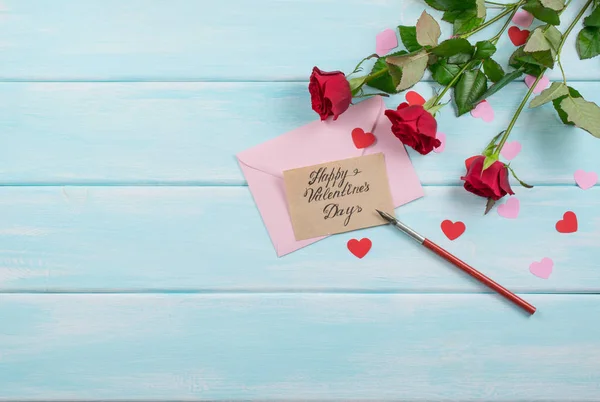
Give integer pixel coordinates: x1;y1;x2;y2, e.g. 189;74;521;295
0;186;597;292
0;0;597;81
0;81;598;185
0;293;599;401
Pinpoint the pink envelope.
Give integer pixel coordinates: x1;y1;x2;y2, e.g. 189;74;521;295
237;96;424;257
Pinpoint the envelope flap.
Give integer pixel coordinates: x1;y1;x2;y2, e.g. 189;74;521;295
236;96;384;178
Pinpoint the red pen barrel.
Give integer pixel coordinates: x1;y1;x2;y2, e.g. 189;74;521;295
423;239;536;315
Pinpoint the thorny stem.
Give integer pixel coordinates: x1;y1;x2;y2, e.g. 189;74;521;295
365;67;390;82
494;0;594;155
432;61;475;105
557;0;593;55
557;57;567;84
460;1;523;39
432;1;523;106
495;73;541;154
484;0;515;5
490;1;525;44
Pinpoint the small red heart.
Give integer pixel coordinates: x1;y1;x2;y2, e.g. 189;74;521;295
397;102;410;110
441;220;466;241
351;128;376;149
347;238;372;259
508;26;530;46
405;91;426;106
556;211;578;233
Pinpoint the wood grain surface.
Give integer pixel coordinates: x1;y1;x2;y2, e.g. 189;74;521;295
0;0;598;400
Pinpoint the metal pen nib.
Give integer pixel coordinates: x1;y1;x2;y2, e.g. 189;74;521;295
375;209;425;244
376;209;397;224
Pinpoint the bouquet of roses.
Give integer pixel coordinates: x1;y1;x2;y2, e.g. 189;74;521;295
308;0;600;213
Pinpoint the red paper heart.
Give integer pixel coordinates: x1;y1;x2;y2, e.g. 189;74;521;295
406;91;426;106
441;220;466;240
351;128;376;149
347;238;372;259
556;211;578;233
508;26;530;46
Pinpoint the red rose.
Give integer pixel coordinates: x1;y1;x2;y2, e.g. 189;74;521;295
309;67;352;121
384;105;440;155
461;155;514;200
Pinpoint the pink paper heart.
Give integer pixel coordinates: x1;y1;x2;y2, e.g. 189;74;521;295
470;100;494;122
497;197;520;219
574;169;598;190
500;140;522;160
376;29;398;56
525;74;550;94
433;132;446;153
529;257;553;279
512;10;534;28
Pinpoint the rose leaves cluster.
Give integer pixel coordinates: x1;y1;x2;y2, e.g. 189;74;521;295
308;0;600;210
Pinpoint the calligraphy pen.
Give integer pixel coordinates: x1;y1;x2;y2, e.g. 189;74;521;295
376;209;536;315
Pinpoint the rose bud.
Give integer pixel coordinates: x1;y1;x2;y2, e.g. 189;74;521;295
461;155;515;201
384;105;441;155
308;67;352;121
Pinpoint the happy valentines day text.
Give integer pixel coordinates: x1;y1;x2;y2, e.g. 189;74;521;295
304;166;370;226
283;153;395;241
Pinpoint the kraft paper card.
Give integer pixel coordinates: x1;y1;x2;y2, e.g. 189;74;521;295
283;153;395;240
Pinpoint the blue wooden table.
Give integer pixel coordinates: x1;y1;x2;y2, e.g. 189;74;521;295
0;0;599;400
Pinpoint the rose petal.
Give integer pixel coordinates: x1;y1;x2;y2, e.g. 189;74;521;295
396;105;425;121
416;112;437;137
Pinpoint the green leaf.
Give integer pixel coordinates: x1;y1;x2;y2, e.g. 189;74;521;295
425;0;476;11
425;103;446;115
398;26;422;52
349;76;367;96
583;6;600;27
453;10;484;35
474;40;497;59
430;60;463;85
560;96;600;138
509;46;544;75
423;96;437;110
576;26;600;60
474;68;524;103
515;48;555;69
442;9;464;22
484;198;496;215
540;0;565;11
387;63;403;88
454;69;488;115
448;52;473;64
482;58;505;82
524;27;551;53
431;38;474;57
416;11;441;47
523;0;561;25
552;86;582;124
529;82;569;108
476;0;486;18
386;49;429;91
366;52;407;94
482;155;498;171
545;25;562;53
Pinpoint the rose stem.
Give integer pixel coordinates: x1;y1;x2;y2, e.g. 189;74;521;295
489;1;524;44
459;0;524;40
431;1;524;107
494;0;594;156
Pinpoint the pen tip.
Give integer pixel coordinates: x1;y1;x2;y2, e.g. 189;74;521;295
376;209;396;223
